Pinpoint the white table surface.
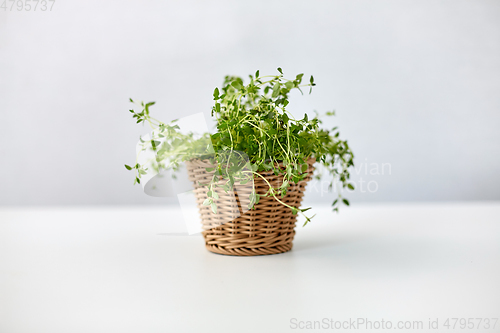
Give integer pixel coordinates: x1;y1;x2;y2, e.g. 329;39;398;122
1;203;499;333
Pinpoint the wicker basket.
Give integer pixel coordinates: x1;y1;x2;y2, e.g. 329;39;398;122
185;158;315;256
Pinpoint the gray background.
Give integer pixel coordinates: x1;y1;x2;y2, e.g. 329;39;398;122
1;0;499;206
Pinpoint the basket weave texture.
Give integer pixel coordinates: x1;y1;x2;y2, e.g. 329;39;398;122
185;158;315;256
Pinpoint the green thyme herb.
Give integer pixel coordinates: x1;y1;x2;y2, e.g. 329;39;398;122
126;68;355;225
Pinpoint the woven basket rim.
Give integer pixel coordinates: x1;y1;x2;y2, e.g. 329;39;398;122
186;156;317;168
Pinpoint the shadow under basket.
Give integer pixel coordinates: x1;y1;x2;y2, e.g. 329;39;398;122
185;158;315;256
